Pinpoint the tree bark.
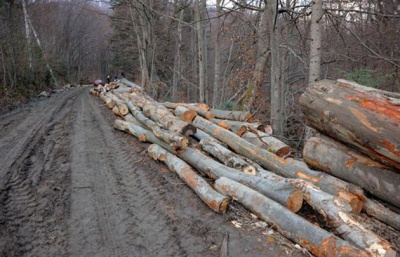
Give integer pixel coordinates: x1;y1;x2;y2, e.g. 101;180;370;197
363;199;400;231
192;116;365;213
209;109;253;122
308;0;323;86
294;181;395;257
300;79;400;169
214;177;370;257
303;135;400;208
147;144;230;213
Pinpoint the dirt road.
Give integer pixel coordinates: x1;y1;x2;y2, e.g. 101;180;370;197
0;87;305;257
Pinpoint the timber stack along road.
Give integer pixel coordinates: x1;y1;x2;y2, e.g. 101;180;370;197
0;86;307;257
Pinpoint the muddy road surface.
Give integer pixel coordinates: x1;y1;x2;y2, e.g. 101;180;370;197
0;87;305;257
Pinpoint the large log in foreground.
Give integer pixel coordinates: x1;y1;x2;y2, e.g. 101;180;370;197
299;79;400;170
294;181;395;257
192;116;365;213
113;120;302;212
214;177;370;257
147;144;230;213
303;136;400;208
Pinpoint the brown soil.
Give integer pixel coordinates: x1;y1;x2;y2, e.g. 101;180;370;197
0;87;307;257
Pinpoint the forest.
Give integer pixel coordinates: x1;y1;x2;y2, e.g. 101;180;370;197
0;0;399;146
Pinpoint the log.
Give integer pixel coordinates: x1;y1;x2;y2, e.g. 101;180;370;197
147;144;230;213
303;135;400;208
363;199;400;231
167;103;214;120
162;102;210;111
199;138;257;175
120;78;143;91
209;118;263;133
209;109;253;122
240;131;292;158
125;102;188;150
142;103;197;136
214;177;370;257
299;79;400;170
192;116;365;213
113;120;302;212
174;106;197;123
294;180;395;257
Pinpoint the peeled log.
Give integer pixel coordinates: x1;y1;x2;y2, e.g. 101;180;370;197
147;144;230;213
214;177;369;257
299;79;400;170
209;109;253;122
363;199;400;231
113;120;302;212
294;181;395;257
192;116;365;213
303;136;400;208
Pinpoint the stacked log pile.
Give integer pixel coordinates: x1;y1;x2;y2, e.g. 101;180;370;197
91;79;399;257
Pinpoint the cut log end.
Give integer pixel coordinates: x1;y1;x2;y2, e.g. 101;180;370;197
180;109;197;123
235;126;248;137
138;135;147;142
107;101;115;109
219;197;230;213
338;191;365;214
243;166;257;176
287;189;303;213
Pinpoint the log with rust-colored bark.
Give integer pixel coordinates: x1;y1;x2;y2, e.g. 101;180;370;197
192;116;365;213
294;180;395;257
147;144;230;213
113;120;302;212
209;109;253;122
363;199;400;231
142;103;196;136
174;106;197;123
199;138;257;175
125;102;188;150
299;79;400;170
240;131;292;158
167;104;214;120
214;177;370;257
303;135;400;208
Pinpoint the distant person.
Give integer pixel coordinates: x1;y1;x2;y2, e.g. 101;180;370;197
121;71;125;79
106;75;110;84
114;74;118;81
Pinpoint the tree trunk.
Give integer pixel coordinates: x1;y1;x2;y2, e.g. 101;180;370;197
192;116;365;213
240;131;292;158
209;109;253;122
113;120;302;212
299;79;400;169
212;0;222;108
308;0;323;86
303;135;400;208
363;199;400;231
199;138;257;175
147;144;230;213
295;181;395;257
214;177;370;257
125;102;188;150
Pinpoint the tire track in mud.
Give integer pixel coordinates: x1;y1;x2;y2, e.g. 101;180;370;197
67;92;187;256
0;88;83;256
